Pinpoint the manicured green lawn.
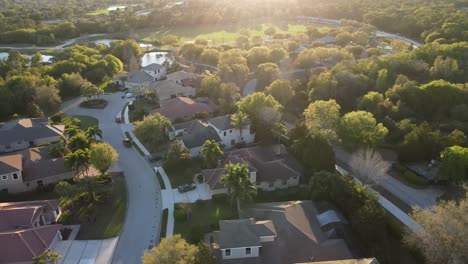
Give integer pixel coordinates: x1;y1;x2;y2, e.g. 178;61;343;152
128;98;158;122
0;188;59;202
79;99;108;109
164;158;203;187
140;23;330;45
77;174;127;239
173;196;237;243
62;115;99;130
86;8;110;16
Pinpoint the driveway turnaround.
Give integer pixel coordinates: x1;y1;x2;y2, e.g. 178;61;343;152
61;94;163;264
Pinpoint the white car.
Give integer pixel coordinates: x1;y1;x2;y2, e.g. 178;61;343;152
125;92;134;98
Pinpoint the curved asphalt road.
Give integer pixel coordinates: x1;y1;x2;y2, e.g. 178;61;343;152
61;93;162;264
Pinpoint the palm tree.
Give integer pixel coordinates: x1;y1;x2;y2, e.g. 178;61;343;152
220;163;257;217
272;123;287;153
64;149;90;177
230;111;249;142
201;140;223;168
86;126;103;142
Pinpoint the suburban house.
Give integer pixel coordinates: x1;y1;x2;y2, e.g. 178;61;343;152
206;201;371;264
166;70;201;87
207;218;277;260
0;200;63;263
171;115;256;156
150;97;216;121
173;120;222;156
0;147;74;193
149;79;197;101
200;144;302;196
0;118;64;153
114;63;166;89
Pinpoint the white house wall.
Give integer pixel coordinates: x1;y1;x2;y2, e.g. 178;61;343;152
221;246;260;259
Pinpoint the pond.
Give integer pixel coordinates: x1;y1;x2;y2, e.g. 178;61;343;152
0;52;54;63
141;52;173;67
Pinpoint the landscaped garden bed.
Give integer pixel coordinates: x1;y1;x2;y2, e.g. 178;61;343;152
164;158;203;187
79;99;108;109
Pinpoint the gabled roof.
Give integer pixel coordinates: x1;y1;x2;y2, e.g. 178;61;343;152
0;154;22;174
0;118;49;130
207;115;233;131
217;218;276;249
179;120;221;148
0;224;61;263
142;63;165;71
151;97;216;121
0;121;64;146
202;145;303;190
0;200;60;232
120;70;154;84
166;71;199;82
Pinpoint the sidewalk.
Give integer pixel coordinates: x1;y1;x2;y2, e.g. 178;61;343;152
334;147;443;208
155;166;175;237
336;165;422;233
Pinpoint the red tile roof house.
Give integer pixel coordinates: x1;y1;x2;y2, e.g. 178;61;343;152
200;144;303;197
0;147;75;194
150;96;217;122
0;200;63;263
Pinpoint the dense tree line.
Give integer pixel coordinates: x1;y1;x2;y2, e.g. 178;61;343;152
0;44;124;120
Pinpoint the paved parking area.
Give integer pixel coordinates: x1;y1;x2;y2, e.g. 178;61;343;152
172;183;211;203
54;237;118;264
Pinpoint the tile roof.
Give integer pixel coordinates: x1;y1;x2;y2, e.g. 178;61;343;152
0;224;61;263
149;79;196;101
0;154;23;174
202;145;303;190
151;97;216;121
0;200;59;232
217;218;276;249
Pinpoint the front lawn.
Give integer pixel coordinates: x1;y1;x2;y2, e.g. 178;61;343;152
77;173;127;239
129;98;159;122
63;115;99;130
173;195;238;243
164;158;203;187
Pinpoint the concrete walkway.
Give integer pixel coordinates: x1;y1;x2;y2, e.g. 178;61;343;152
336;165;422;233
54;237;119;264
155;166;175;237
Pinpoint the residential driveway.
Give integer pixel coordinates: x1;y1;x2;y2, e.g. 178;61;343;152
61;94;163;264
172;183;211;203
243;78;257;96
334;147;443;208
54;238;118;264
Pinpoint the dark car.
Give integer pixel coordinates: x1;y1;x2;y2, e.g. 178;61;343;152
177;183;196;193
123;138;132;147
148;155;162;162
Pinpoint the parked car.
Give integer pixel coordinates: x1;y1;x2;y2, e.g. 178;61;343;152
123;138;132;147
178;183;196;193
148;155;162;162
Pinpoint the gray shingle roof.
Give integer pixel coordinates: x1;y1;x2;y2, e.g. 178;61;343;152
217;219;276;249
0;125;64;146
179;120;221;148
142;63;165;71
0;154;22;175
207;115;233;131
120;70;154;84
